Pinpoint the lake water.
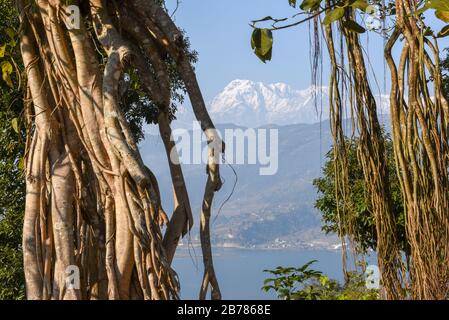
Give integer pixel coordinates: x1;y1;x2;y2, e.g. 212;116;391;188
172;248;350;300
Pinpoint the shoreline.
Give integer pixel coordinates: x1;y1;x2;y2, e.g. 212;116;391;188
174;243;343;254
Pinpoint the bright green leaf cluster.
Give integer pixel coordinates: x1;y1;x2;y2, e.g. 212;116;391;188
262;260;379;300
322;0;369;34
313;136;408;254
0;26;16;88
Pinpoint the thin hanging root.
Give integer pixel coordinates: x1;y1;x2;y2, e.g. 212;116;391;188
158;112;194;264
320;1;404;298
199;176;222;300
342;21;404;299
114;7;195;264
323;20;351;277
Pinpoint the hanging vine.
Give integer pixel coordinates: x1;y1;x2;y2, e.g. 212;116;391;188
251;0;449;299
384;0;449;299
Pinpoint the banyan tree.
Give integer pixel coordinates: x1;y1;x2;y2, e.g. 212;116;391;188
11;0;449;301
252;0;449;299
18;0;223;300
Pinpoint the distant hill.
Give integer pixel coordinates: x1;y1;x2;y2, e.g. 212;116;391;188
141;80;392;249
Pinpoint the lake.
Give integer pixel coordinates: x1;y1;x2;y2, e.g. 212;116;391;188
172;248;350;300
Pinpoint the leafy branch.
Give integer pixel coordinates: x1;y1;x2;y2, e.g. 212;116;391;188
250;0;449;63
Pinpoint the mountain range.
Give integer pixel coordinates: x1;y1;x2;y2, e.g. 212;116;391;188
175;79;391;128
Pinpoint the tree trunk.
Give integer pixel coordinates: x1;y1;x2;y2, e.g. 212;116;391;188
20;0;222;300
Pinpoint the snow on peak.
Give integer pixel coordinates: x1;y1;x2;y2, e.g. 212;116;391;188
207;80;389;128
174;80;390;128
209;80;332;127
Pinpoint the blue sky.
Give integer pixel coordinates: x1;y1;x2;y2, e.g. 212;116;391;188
166;0;449;101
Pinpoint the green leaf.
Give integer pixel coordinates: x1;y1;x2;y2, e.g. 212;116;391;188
417;0;449;15
251;28;273;63
258;16;274;22
342;20;366;33
3;73;13;87
427;0;449;12
18;157;24;171
0;44;5;58
1;61;13;75
300;0;321;11
350;0;369;11
298;259;318;272
438;25;449;37
8;39;16;48
320;275;330;286
252;16;275;23
423;26;434;36
323;7;345;25
5;27;15;39
416;5;430;15
288;0;297;7
435;10;449;22
11;118;19;134
1;61;13;87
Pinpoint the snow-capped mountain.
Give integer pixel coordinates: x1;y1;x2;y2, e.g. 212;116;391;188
173;79;390;128
207;79;390;128
208;80;330;127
